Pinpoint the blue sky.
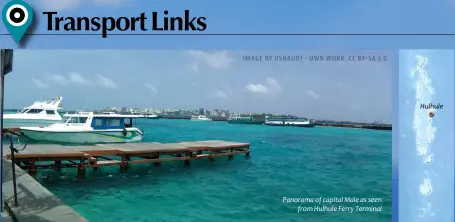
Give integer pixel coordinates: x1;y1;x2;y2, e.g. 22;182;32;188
5;50;392;123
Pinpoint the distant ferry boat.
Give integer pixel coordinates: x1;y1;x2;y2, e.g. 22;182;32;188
20;111;143;144
190;115;211;121
145;114;160;119
4;96;63;128
227;116;263;125
264;116;315;128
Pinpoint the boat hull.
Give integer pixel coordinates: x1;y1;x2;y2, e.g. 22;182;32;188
265;123;315;127
145;116;160;119
3;118;59;128
21;129;143;144
228;120;263;125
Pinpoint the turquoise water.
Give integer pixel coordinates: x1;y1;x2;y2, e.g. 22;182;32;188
34;119;391;222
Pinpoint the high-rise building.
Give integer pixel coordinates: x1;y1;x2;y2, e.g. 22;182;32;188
199;108;205;115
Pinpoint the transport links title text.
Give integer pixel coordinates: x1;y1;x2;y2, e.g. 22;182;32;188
42;10;207;38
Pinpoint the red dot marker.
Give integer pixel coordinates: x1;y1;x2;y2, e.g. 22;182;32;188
428;112;434;118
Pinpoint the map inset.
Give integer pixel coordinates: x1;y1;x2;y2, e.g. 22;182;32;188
399;50;454;222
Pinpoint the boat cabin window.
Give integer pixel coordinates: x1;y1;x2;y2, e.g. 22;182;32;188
58;116;70;124
91;117;126;129
46;110;56;114
94;119;103;126
27;109;43;114
106;119;121;127
67;117;88;124
124;118;132;128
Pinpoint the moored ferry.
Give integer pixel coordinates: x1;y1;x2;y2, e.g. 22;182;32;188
227;116;263;125
20;111;143;144
145;114;160;119
264;116;315;128
4;96;63;128
190;115;211;121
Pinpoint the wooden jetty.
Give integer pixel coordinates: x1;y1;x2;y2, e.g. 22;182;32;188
3;140;250;178
2;128;21;136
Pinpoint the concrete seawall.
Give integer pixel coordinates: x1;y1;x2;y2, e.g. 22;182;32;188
160;115;191;120
315;123;392;130
152;116;392;130
2;158;87;222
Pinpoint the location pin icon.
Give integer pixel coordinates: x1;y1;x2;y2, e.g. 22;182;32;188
2;0;33;44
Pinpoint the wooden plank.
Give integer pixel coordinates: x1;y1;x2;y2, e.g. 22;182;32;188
5;152;88;159
177;140;250;151
128;156;189;164
88;160;121;167
211;152;235;157
9;155;90;162
193;154;211;159
96;142;191;154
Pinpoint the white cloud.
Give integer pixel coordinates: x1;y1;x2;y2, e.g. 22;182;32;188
265;77;282;93
38;0;126;11
32;79;49;89
211;90;229;99
38;72;117;88
307;90;320;100
187;50;234;72
69;72;91;85
190;63;200;74
47;73;92;85
245;84;269;94
144;83;158;93
47;74;68;85
245;77;282;95
95;74;118;88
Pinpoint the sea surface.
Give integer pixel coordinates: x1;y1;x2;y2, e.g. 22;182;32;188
28;119;391;222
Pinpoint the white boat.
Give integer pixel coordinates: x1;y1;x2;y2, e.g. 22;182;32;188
20;111;143;144
264;116;315;128
145;114;160;119
190;115;211;121
4;96;63;128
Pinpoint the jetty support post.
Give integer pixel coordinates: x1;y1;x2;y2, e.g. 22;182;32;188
77;157;86;179
55;160;62;172
92;157;99;172
154;153;161;167
9;135;18;206
120;155;130;172
184;152;191;166
209;151;215;163
228;148;234;161
245;148;250;159
28;161;37;177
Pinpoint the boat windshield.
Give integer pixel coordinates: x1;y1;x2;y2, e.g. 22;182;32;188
57;116;89;124
57;116;71;124
19;109;29;113
57;116;71;123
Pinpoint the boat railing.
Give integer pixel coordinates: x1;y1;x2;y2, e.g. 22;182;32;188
102;112;119;115
75;110;92;115
29;97;63;110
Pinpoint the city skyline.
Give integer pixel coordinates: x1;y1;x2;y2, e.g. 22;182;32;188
4;50;392;123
